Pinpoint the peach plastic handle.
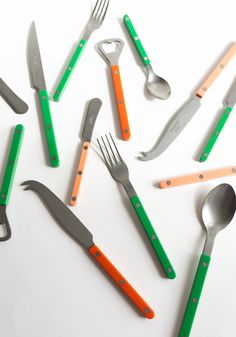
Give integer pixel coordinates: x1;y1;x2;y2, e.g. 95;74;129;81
111;65;131;141
196;43;236;98
89;244;155;319
159;166;236;189
70;141;90;206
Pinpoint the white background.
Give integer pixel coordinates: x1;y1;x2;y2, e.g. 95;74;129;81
1;0;236;336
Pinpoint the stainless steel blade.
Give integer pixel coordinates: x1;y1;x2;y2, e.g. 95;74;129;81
225;76;236;108
28;22;46;91
22;180;94;249
137;96;201;160
82;98;102;141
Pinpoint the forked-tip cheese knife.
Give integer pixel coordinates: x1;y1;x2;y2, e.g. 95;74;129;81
22;180;155;319
28;22;59;167
70;98;102;206
137;43;236;161
199;76;236;162
0;125;24;241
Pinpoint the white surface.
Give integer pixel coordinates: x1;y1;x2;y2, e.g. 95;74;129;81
0;0;236;336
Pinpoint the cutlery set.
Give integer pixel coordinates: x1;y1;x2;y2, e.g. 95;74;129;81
1;1;236;335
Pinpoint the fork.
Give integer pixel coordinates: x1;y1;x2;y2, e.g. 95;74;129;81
97;134;176;279
53;0;109;101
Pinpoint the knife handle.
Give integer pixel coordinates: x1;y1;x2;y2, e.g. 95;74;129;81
178;254;211;337
130;195;176;279
0;124;24;206
123;15;150;66
196;43;236;98
159;166;236;188
0;78;28;114
111;65;131;140
38;90;60;167
89;244;155;319
53;39;87;102
70;141;90;206
199;106;232;162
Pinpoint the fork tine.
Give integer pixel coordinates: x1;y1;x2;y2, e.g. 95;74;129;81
109;133;123;162
106;134;118;164
97;138;111;167
91;0;102;18
97;0;109;22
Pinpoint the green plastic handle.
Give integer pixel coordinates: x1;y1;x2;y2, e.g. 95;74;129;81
130;195;176;279
0;124;24;206
38;90;59;167
178;254;211;337
53;39;87;101
123;15;150;66
199;106;232;162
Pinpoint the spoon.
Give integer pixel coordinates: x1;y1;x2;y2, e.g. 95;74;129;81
123;15;171;100
178;183;236;337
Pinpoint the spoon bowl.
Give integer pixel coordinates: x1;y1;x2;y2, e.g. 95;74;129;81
202;183;236;235
146;64;171;100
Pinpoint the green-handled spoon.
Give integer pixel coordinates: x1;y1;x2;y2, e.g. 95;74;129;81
178;183;236;337
123;14;171;100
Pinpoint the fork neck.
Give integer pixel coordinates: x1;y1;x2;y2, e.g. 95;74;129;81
122;180;137;199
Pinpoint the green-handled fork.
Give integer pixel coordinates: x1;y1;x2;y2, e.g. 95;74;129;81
97;133;176;279
53;0;109;102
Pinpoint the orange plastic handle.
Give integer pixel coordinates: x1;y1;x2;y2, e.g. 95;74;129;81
159;166;236;189
196;43;236;98
70;141;90;206
89;244;155;319
111;65;131;141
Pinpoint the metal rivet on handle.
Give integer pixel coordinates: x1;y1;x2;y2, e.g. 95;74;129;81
202;262;208;267
232;168;236;173
134;36;139;41
56;90;60;95
136;203;141;208
144;56;148;61
47;125;51;129
52;156;57;161
68;66;72;71
199;174;204;179
114;70;118;75
95;252;100;257
9;160;14;166
151;235;156;240
166;180;171;186
72;196;76;201
1;194;6;199
79;43;83;48
84;146;88;150
119;279;125;285
42;96;46;100
220;64;225;69
118;99;123;104
202;87;207;92
124;129;129;134
144;307;150;313
192;298;198;303
78;170;82;175
16;129;21;134
168;268;172;273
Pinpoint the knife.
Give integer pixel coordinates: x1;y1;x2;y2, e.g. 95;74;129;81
22;180;155;319
0;78;28;114
28;22;59;167
199;76;236;162
70;98;102;206
137;43;236;161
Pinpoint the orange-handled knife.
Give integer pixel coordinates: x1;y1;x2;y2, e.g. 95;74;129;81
159;166;236;188
22;180;155;319
70;98;102;206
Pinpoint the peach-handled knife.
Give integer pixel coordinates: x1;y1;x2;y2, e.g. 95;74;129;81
70;98;102;206
199;76;236;162
97;38;131;140
137;43;236;161
22;180;155;319
159;165;236;189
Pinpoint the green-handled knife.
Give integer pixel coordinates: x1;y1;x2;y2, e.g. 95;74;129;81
0;125;24;241
199;76;236;162
53;0;109;102
29;22;59;167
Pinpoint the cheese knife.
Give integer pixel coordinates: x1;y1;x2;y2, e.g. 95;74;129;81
22;180;155;319
137;43;236;161
70;98;102;206
199;76;236;162
28;22;59;167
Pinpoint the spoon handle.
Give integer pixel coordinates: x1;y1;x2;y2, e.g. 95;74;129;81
123;15;150;66
178;254;211;337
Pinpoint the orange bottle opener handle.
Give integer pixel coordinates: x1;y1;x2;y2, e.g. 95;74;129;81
89;244;155;319
159;166;236;189
196;43;236;98
111;65;131;141
70;141;90;206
